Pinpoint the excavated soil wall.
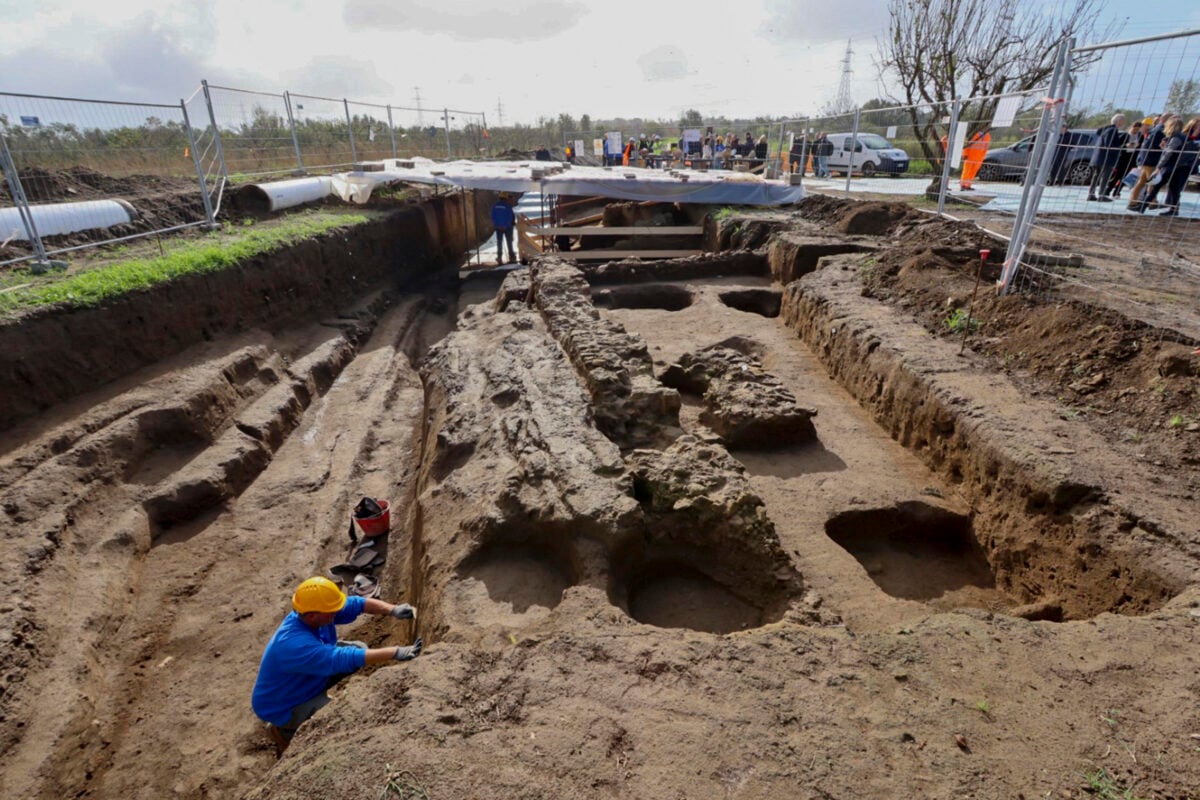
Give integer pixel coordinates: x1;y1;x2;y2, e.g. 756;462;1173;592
0;192;496;433
778;252;1189;620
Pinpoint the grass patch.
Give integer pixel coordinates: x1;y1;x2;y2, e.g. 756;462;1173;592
943;307;980;333
0;211;369;317
1083;768;1150;800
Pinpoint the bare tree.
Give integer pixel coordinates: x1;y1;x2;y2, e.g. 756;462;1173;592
1166;78;1200;118
877;0;1113;173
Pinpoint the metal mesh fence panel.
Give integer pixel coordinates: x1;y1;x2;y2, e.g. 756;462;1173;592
288;93;356;172
203;85;298;178
447;110;489;160
0;91;212;267
345;100;396;162
1005;29;1200;340
780;90;1047;215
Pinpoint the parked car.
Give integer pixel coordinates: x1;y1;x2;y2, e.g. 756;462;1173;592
977;129;1097;184
825;132;910;176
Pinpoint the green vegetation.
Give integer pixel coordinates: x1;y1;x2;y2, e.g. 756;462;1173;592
1168;414;1185;429
974;699;991;716
1083;768;1150;800
943;308;980;333
0;211;368;316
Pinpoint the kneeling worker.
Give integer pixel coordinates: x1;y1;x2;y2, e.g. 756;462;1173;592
252;576;423;751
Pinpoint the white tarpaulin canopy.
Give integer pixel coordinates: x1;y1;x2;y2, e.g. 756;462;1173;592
325;158;805;206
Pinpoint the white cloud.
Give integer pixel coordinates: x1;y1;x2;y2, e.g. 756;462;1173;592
759;0;889;44
343;0;588;42
637;46;691;83
3;0;1193;127
282;56;392;99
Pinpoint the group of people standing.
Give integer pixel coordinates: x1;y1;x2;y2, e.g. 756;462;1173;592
605;130;770;169
789;132;834;178
1086;112;1200;216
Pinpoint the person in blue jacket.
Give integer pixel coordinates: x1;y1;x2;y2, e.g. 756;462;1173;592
252;576;422;752
492;193;517;264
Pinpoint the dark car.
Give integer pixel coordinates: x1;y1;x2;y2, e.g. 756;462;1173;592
978;129;1097;184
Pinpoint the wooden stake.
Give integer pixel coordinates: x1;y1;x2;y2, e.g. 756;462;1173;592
961;248;990;355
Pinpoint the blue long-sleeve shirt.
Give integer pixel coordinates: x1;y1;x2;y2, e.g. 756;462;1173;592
491;200;515;230
251;596;367;725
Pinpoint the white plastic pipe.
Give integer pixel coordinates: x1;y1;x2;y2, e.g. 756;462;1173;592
0;199;135;240
242;177;333;212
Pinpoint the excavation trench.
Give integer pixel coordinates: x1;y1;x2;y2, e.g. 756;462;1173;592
3;198;1196;800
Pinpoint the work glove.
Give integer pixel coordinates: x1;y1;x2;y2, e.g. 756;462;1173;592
393;638;423;661
389;603;416;620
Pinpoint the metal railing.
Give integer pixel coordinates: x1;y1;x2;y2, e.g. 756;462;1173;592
0;82;487;270
1000;28;1200;340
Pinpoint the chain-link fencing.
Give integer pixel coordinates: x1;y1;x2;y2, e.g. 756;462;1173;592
777;88;1048;213
1001;29;1200;340
1;90;216;270
1;82;487;270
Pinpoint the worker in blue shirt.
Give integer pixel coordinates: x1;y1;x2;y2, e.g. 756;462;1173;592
491;192;517;264
252;576;422;753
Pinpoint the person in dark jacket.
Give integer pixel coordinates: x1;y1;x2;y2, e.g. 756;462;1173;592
751;135;769;169
1160;118;1200;215
1087;114;1127;201
1105;119;1143;198
789;134;809;175
813;132;834;177
491;193;517;263
1136;117;1199;216
738;131;756;157
1128;114;1168;209
1049;123;1073;185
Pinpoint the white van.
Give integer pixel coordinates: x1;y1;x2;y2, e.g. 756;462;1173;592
825;132;910;176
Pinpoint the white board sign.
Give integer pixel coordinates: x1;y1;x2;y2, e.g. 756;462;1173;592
950;121;969;169
593;138;604;157
605;131;623;155
574;139;585;158
992;95;1021;128
885;125;897;139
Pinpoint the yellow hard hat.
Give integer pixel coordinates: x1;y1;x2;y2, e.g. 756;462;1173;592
1143;116;1155;126
292;576;347;614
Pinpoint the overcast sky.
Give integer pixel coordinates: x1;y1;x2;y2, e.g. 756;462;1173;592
2;0;1200;127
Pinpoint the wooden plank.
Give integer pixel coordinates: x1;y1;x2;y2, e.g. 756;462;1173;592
555;195;607;211
564;212;605;226
516;216;543;260
533;226;703;236
550;249;701;260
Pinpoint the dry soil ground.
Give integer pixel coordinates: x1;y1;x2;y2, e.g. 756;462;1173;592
1;189;1198;800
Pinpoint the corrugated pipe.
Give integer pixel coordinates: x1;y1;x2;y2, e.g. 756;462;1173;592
0;199;136;240
237;177;333;214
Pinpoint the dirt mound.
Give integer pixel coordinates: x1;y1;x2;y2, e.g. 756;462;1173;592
793;191;848;222
865;226;1199;494
2;166;196;203
833;200;922;235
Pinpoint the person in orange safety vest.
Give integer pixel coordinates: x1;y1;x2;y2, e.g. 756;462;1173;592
959;126;991;190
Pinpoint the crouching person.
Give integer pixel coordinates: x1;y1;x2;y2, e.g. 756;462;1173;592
252;576;422;754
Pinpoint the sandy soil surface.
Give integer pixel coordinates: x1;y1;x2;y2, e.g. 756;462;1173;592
815;185;1200;341
1;194;1199;800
